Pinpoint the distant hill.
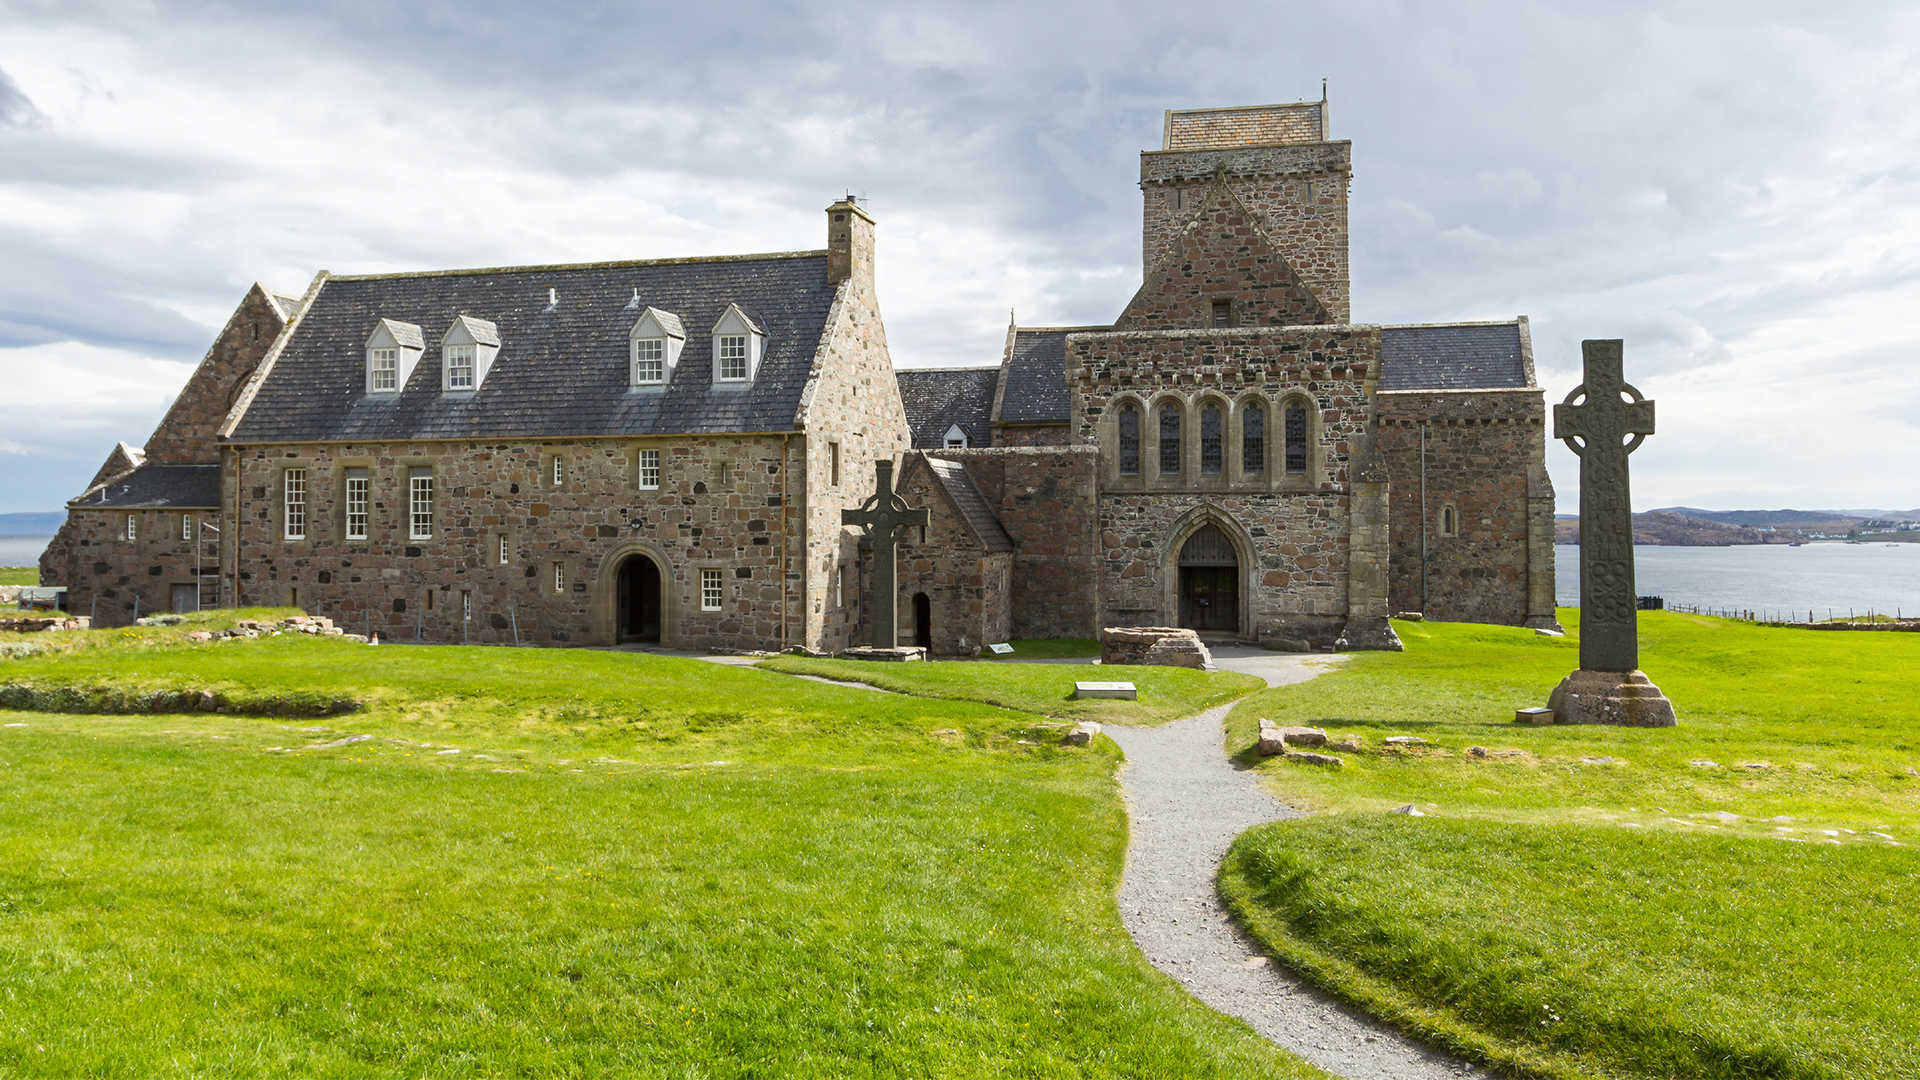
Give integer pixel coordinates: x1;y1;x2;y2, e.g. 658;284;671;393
1654;507;1862;530
0;511;64;536
1557;511;1780;547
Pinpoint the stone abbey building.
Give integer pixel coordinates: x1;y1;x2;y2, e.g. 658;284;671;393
44;99;1558;653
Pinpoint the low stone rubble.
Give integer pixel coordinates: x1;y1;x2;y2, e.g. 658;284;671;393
1101;626;1216;671
0;616;91;633
1060;721;1103;747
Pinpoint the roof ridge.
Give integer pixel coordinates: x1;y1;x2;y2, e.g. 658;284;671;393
328;249;829;282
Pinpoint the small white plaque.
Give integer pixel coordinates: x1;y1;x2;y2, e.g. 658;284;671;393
988;642;1014;654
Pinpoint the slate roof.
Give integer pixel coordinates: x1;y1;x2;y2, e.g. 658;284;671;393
228;252;835;443
1378;322;1532;392
924;458;1014;552
74;464;222;509
997;328;1090;426
895;367;998;449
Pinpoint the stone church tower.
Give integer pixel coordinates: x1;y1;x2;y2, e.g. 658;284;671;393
893;99;1559;653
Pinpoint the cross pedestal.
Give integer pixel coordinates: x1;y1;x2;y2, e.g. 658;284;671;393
841;459;930;656
1546;340;1676;727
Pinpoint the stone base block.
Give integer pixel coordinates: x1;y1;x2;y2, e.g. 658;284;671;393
841;646;926;662
1334;616;1404;652
1547;669;1677;727
1525;615;1567;633
1102;626;1215;670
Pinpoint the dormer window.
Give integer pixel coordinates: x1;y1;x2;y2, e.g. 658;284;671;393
365;319;424;394
710;303;765;389
944;424;970;449
446;344;475;389
627;306;686;389
440;315;500;393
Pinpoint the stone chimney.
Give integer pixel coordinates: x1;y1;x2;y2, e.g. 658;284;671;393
826;198;875;288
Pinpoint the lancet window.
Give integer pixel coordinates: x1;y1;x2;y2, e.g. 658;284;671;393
1159;403;1181;476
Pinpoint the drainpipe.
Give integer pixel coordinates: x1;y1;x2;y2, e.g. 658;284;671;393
780;433;790;651
1420;421;1429;615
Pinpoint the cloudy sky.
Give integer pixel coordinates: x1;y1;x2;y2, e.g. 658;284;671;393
2;0;1916;515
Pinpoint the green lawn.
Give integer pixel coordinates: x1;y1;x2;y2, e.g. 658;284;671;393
1220;610;1920;1080
0;566;37;587
0;623;1320;1077
759;654;1263;726
976;638;1103;660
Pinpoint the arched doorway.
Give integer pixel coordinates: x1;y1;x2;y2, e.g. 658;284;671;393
616;554;661;643
913;592;932;649
1178;524;1238;633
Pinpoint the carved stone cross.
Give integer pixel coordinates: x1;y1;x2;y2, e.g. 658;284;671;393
1554;339;1655;673
841;459;930;649
1547;339;1675;726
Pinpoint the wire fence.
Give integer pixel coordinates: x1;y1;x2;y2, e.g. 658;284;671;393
1661;602;1913;626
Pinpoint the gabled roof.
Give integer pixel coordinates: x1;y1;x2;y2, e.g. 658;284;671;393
444;314;500;346
921;457;1014;553
226;251;834;443
629;305;686;338
896;367;997;449
71;464;222;509
997;327;1092;427
1378;321;1533;391
372;318;425;349
269;293;307;320
87;441;146;490
1114;177;1330;331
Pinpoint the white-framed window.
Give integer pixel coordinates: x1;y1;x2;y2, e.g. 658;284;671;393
633;338;664;384
344;468;369;541
551;455;564;487
369;348;397;391
409;467;434;540
284;469;307;540
701;568;724;611
125;514;137;541
944;424;969;450
717;335;748;381
638;448;660;490
498;533;510;565
446;344;475;390
553;561;566;593
181;514;192;541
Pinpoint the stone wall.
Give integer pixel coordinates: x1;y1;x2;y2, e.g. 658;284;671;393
226;435;801;649
936;447;1102;641
146;283;291;465
44;508;218;627
1164;102;1325;152
990;425;1072;448
1374;389;1555;626
1140;141;1351;322
1116;180;1329;331
794;199;914;655
887;459;1012;655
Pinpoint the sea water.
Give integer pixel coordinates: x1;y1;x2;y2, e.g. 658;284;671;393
0;536;50;568
1556;543;1920;620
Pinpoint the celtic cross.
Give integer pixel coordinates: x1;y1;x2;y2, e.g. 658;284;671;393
1554;340;1656;673
841;460;930;649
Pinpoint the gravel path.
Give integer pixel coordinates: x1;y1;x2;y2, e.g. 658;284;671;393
1103;651;1490;1080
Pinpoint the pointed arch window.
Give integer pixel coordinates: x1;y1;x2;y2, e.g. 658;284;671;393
1118;404;1140;476
1200;403;1223;474
1159;403;1182;476
1285;400;1308;474
1242;402;1265;474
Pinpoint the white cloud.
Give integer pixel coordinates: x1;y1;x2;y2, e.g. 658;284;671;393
0;0;1917;514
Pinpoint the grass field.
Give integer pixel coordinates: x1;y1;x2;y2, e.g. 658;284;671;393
0;566;37;587
0;618;1316;1077
1220;610;1920;1080
759;654;1262;725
